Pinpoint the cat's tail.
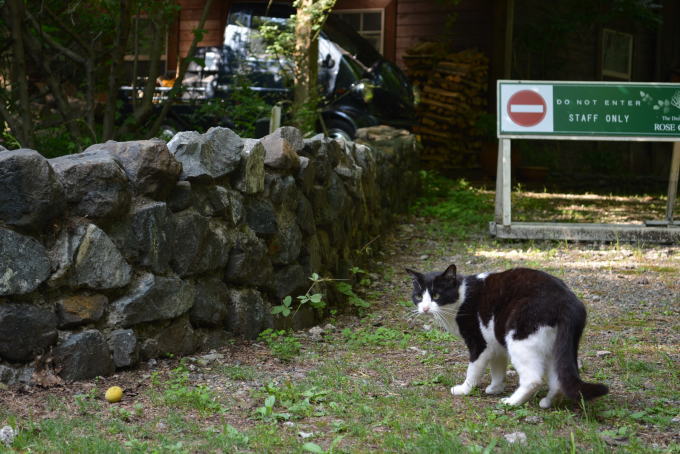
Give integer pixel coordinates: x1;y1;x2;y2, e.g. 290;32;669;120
556;308;609;402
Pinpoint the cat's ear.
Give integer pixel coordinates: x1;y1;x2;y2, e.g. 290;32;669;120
405;268;424;287
405;268;423;280
441;264;457;281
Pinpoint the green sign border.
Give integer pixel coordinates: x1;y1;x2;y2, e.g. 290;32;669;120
497;80;680;141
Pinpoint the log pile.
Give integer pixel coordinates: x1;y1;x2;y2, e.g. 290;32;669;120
404;45;489;170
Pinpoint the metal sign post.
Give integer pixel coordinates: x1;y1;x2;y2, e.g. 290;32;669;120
490;80;680;243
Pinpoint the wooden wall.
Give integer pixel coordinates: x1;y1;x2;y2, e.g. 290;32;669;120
170;0;230;70
395;0;494;68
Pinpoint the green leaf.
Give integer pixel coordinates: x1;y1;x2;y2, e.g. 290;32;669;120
283;296;293;306
271;306;285;315
265;395;276;408
310;293;322;303
282;307;291;316
302;442;324;453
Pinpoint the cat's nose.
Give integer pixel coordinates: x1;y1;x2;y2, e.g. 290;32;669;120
422;306;430;313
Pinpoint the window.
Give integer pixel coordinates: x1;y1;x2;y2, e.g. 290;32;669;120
601;29;633;80
332;9;384;53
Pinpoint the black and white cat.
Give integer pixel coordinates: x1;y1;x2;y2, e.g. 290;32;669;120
406;264;608;408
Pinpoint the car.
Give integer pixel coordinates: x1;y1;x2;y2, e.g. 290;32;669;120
121;1;416;139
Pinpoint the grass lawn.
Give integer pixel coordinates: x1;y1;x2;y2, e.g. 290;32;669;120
1;173;678;453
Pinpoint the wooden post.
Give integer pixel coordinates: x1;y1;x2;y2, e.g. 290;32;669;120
666;141;680;223
495;138;512;226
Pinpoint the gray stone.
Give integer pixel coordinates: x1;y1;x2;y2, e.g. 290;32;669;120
301;139;333;182
244;197;278;236
0;363;33;385
225;288;272;339
170;211;233;277
0;227;51;295
56;294;107;328
52;330;115;381
266;174;299;212
167;181;193;212
194;329;233;351
49;149;131;220
138;316;196;360
0;365;16;384
296;156;316;195
261;126;302;170
296;195;316;236
309;185;336;226
170;209;208;276
190;276;230;327
199;219;234;273
108;272;196;327
192;185;243;224
270;210;302;265
167;127;243;181
300;233;323;277
0;303;57;362
225;226;273;287
0;148;65;229
234;139;265;194
49;222;132;290
108;201;174;274
271;264;307;300
108;329;139;368
86;140;182;199
327;173;350;216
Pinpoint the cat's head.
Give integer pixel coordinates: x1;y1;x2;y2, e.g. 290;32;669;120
405;264;459;314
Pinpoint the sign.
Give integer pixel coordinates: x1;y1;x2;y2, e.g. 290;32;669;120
499;80;680;139
507;90;547;127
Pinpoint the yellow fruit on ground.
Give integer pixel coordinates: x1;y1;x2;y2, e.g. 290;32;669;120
105;386;123;403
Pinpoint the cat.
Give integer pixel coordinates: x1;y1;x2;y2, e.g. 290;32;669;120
406;264;608;408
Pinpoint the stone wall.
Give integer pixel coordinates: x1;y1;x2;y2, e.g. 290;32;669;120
0;125;419;384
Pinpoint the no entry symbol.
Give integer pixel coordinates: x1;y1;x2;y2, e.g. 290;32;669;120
507;90;547;127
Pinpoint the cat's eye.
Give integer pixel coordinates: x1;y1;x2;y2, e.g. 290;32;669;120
414;295;422;302
433;294;440;300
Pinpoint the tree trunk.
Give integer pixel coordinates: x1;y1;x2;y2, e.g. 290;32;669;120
4;0;35;147
293;0;315;129
102;0;133;140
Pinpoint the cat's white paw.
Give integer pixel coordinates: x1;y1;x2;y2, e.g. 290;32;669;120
451;384;472;395
485;383;505;395
500;396;519;406
539;397;552;409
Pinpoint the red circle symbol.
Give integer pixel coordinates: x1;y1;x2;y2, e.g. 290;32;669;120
507;90;547;127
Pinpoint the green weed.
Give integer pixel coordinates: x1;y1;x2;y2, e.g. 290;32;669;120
258;329;302;362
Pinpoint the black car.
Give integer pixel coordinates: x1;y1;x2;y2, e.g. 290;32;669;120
122;2;416;139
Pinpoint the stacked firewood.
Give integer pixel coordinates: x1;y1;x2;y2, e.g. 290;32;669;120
404;45;489;169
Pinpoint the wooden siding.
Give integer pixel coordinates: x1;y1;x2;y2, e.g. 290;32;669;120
171;0;230;69
395;0;494;68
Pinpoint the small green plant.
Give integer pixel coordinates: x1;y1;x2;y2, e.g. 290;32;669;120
335;282;370;309
152;361;223;414
258;329;302;362
272;273;328;317
342;326;410;348
302;436;345;454
254;395;291;422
